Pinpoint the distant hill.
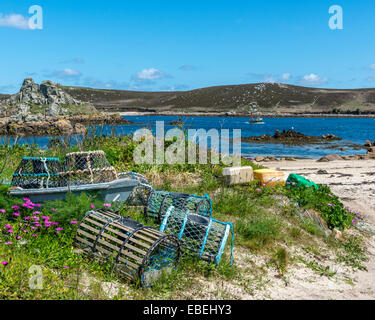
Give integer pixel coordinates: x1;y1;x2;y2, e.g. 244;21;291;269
5;82;375;115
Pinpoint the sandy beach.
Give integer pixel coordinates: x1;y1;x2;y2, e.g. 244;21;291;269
257;158;375;299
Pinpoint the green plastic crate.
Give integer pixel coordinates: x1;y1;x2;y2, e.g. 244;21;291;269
286;174;319;190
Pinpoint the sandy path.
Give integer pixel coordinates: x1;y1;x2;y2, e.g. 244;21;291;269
258;159;375;299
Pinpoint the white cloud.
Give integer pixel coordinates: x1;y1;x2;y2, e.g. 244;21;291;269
300;73;328;85
136;68;165;80
45;68;82;80
0;13;31;30
280;73;291;81
63;68;80;76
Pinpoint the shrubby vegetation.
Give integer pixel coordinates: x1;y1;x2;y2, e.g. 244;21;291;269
0;132;368;299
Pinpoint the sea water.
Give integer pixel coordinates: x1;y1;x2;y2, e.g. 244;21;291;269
1;116;374;159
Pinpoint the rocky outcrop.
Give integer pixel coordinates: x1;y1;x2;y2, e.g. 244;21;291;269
243;129;342;144
317;154;343;162
0;119;87;136
317;150;375;161
0;79;137;136
0;113;135;136
321;133;341;140
0;78;97;117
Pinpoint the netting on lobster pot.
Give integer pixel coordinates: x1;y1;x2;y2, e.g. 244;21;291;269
74;209;181;287
145;191;212;222
159;206;234;265
11;157;62;189
118;172;154;207
60;150;118;186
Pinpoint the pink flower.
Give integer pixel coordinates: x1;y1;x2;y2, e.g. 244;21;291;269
0;209;6;213
352;220;356;224
5;242;12;245
63;266;69;269
50;208;57;212
6;230;13;234
55;227;63;231
13;212;20;217
33;211;41;215
23;198;30;202
12;206;20;210
45;224;51;228
31;227;37;230
256;188;262;192
70;220;77;225
52;222;59;226
34;204;41;207
104;203;111;208
90;204;95;209
2;261;8;266
24;217;30;221
16;236;21;240
5;224;12;229
32;234;39;237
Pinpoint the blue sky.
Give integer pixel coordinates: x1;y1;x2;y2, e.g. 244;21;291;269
0;0;374;93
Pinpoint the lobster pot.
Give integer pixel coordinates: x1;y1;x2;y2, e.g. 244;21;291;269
146;191;212;222
75;209;181;287
11;157;62;189
160;206;233;265
118;172;154;207
60;150;118;186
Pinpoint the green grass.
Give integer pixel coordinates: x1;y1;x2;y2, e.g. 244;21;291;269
336;236;368;271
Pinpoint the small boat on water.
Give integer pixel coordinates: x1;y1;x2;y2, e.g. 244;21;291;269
248;110;265;124
9;151;140;203
250;117;264;124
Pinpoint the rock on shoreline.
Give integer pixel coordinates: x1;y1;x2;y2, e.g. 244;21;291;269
243;129;342;143
0;114;134;136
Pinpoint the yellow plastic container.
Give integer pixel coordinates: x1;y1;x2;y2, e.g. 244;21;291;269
254;169;285;187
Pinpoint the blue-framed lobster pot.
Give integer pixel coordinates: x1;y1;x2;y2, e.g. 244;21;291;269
11;157;62;189
146;190;213;222
74;209;182;287
159;206;234;265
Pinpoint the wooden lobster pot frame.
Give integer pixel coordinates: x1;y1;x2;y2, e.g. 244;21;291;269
60;151;118;186
74;209;181;287
145;191;212;222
